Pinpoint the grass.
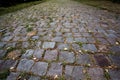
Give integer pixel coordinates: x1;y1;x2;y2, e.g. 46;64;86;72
0;0;46;16
74;0;120;14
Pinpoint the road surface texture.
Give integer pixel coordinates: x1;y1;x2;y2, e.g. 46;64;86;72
0;0;120;80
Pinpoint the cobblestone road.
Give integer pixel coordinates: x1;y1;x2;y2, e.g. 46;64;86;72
0;0;120;80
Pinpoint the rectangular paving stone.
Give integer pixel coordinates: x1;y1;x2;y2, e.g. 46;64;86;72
42;42;56;49
33;49;44;59
21;49;34;59
72;66;85;80
7;72;20;80
82;44;97;52
47;63;62;76
76;54;92;65
0;50;7;59
109;55;120;67
31;62;48;76
59;51;75;63
65;66;74;79
75;37;88;43
44;50;58;61
72;44;81;52
108;69;120;80
66;37;74;43
57;43;70;51
17;59;34;72
52;37;64;42
94;54;111;67
88;68;105;80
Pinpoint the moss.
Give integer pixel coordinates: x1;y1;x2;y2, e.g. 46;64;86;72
76;42;83;48
0;69;10;79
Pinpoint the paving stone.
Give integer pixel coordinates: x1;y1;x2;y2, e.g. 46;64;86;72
0;42;5;48
29;76;41;80
82;44;97;52
33;49;44;59
65;66;74;79
22;42;29;48
0;60;16;70
88;68;105;80
59;51;75;63
47;63;62;76
0;50;7;58
75;37;88;43
35;41;41;48
2;36;13;41
57;43;70;50
42;42;56;49
72;66;85;80
72;43;81;52
109;69;120;80
109;55;120;67
21;49;34;59
63;33;72;37
44;50;58;61
109;46;120;55
66;37;74;43
87;37;96;43
7;72;20;80
52;37;64;42
17;59;34;72
76;54;92;65
31;62;48;76
32;36;39;40
94;54;111;67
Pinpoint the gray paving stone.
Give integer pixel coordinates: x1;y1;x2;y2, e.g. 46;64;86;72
42;42;56;49
32;36;39;40
66;37;74;43
76;54;92;65
17;59;34;72
33;49;44;59
52;37;64;42
47;63;62;76
35;41;41;48
75;37;88;43
59;51;75;63
57;43;70;50
2;36;13;41
21;49;34;59
0;50;7;58
31;62;48;76
109;55;120;67
65;66;74;79
22;42;29;48
0;42;5;48
72;66;85;80
7;72;20;80
109;69;120;80
82;44;97;52
88;68;105;80
109;46;120;55
72;43;81;52
29;76;41;80
44;50;58;61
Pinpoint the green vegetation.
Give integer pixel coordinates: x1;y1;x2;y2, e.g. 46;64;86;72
0;0;46;16
0;69;10;79
76;42;83;48
74;0;120;14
